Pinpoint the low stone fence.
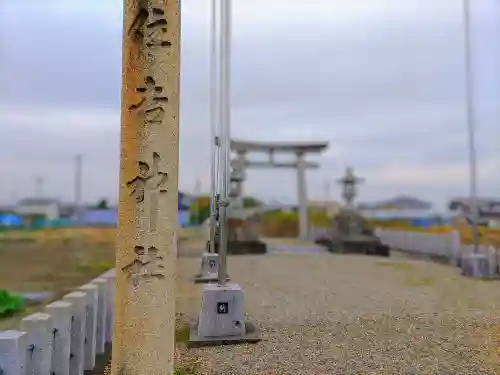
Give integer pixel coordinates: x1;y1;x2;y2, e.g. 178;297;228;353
0;269;116;375
375;228;499;270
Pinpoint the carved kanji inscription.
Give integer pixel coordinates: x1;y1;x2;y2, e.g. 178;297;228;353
122;246;165;286
129;76;168;125
129;5;172;49
127;152;168;203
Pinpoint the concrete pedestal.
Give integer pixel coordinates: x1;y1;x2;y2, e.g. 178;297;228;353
188;283;260;348
207;240;268;255
461;253;494;278
194;253;230;283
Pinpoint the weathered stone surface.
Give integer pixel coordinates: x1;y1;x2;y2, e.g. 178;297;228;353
112;1;180;374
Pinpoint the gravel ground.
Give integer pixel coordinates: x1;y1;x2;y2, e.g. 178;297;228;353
174;240;500;375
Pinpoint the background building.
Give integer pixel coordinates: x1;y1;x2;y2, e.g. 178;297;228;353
448;197;500;227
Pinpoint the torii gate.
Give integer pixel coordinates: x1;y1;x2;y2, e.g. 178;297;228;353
230;139;329;240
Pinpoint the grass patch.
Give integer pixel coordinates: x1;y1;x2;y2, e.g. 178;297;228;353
173;368;191;375
175;323;191;344
77;260;114;274
473;276;500;282
406;276;435;286
376;261;414;270
0;290;25;317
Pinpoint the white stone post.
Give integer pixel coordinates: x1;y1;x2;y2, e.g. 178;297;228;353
100;270;116;344
20;312;53;375
63;291;87;375
78;284;98;371
91;278;109;354
44;301;73;375
0;330;28;375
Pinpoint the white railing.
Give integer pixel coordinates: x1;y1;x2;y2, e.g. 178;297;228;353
0;269;116;375
374;228;499;271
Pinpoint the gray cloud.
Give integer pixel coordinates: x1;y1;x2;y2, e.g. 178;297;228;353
1;0;499;209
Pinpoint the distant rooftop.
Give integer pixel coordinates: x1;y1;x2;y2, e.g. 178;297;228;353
358;195;433;211
449;197;500;213
231;139;329;154
18;197;59;206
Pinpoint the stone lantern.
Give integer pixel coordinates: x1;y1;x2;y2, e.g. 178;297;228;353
337;167;364;208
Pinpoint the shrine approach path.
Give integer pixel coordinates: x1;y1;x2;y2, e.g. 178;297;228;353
175;238;500;375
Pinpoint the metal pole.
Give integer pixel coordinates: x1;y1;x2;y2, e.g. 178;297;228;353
75;154;83;223
209;0;220;253
35;176;44;196
218;0;231;286
462;0;479;253
194;178;201;224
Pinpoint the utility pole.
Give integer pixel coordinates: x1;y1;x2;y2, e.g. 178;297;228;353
194;178;201;224
74;154;83;222
35;176;44;197
462;0;480;252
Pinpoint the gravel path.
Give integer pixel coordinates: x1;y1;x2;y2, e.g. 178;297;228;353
175;243;500;374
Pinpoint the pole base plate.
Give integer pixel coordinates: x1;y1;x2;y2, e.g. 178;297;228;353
187;321;260;348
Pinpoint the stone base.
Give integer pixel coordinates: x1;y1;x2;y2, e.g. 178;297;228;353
194;253;221;283
188;283;260;348
187;321;260;348
194;274;231;284
207;240;268;255
199;252;220;274
315;238;390;257
461;253;495;278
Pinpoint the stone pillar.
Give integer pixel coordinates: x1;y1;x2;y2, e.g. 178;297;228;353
112;1;180;375
296;152;308;240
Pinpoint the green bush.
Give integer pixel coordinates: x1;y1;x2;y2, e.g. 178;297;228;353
0;289;25;317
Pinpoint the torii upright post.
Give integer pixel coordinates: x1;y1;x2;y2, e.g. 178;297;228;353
112;1;180;374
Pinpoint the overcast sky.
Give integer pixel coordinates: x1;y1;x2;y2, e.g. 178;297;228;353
1;0;499;208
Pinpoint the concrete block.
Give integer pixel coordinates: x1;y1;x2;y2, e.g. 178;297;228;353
194;253;230;283
78;284;98;371
44;301;72;375
63;292;87;375
196;253;219;278
197;283;245;337
461;253;494;278
99;270;116;343
0;330;28;375
188;283;260;348
91;278;109;354
20;312;53;375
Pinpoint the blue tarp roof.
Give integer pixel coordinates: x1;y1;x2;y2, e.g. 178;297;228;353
0;213;23;226
81;209;118;225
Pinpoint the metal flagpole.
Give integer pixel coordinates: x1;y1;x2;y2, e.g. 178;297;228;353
218;0;232;286
462;0;479;253
209;0;220;254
